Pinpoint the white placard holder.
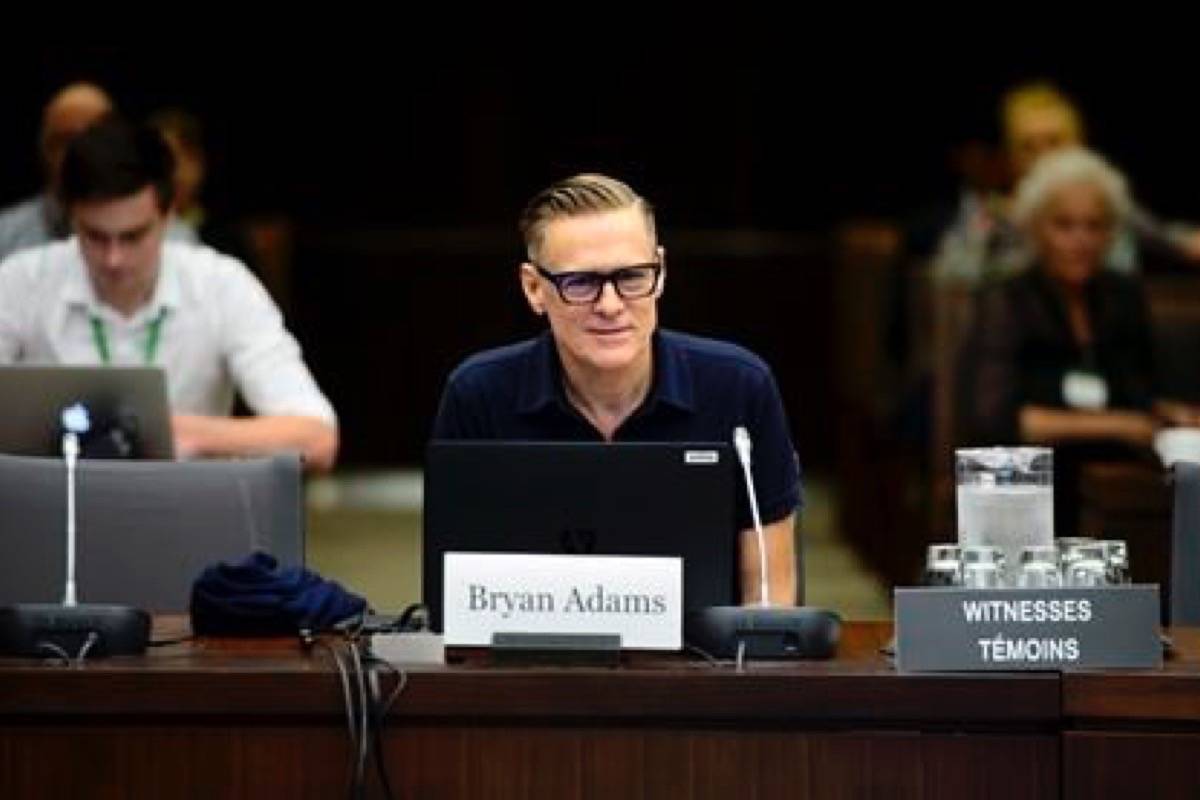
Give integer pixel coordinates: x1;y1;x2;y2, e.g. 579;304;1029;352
443;552;682;651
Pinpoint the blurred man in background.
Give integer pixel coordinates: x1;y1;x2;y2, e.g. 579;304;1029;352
0;117;337;470
0;83;196;261
934;82;1200;284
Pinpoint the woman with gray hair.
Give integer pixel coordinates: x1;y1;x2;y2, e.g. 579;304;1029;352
961;147;1200;536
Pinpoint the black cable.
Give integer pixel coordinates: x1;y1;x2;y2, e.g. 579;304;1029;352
380;660;409;715
75;631;99;664
315;640;360;800
396;603;428;632
366;665;398;800
36;641;71;667
315;627;412;800
348;640;370;800
683;644;724;667
365;652;408;800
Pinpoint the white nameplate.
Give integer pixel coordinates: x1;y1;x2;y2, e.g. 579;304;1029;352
443;552;682;650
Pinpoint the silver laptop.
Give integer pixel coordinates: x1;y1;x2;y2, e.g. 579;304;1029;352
0;365;174;459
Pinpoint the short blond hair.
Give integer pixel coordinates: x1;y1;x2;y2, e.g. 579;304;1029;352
519;173;656;262
1001;81;1085;149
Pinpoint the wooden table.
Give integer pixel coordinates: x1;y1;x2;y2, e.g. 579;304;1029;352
1063;628;1200;800
1;620;1195;799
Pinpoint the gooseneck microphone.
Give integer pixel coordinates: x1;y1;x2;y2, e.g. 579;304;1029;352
0;403;150;659
61;403;90;607
733;426;770;607
680;426;842;662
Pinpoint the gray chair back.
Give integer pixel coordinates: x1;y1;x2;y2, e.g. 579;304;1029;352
0;453;303;611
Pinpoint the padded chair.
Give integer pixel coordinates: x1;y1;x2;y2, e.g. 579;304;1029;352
0;453;303;611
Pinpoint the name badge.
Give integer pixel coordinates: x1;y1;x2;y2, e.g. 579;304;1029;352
1063;370;1109;410
443;552;682;650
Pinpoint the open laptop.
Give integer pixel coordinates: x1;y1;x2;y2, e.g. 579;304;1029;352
0;365;174;459
423;441;737;632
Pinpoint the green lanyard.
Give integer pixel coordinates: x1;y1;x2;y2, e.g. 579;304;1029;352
89;308;169;365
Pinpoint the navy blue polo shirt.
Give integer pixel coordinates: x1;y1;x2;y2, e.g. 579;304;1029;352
431;328;802;530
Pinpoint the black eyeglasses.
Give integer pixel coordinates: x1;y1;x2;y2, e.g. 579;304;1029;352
533;262;662;305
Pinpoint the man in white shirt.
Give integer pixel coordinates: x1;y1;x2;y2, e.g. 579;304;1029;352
0;117;338;470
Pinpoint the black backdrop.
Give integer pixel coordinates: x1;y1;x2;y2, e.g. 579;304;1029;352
2;41;1197;467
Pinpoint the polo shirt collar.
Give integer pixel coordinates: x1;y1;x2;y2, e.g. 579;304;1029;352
516;329;696;417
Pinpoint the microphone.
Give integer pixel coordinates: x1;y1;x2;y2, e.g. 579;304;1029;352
61;403;90;607
681;427;842;662
0;403;150;659
734;426;770;607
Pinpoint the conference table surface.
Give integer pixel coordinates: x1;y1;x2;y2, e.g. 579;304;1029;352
1;618;1198;799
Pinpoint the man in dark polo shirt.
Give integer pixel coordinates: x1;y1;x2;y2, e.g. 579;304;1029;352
431;174;801;605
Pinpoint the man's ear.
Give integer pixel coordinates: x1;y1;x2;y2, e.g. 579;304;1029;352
655;245;667;298
519;263;546;315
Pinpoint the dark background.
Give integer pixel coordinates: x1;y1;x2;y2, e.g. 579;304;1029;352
3;42;1197;469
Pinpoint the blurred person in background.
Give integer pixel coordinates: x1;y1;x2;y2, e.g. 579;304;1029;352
150;107;206;237
150;106;295;312
960;148;1200;535
0;83;197;261
0;117;337;470
934;82;1200;285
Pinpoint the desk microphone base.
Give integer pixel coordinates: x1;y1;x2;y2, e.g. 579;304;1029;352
0;603;151;658
686;606;842;660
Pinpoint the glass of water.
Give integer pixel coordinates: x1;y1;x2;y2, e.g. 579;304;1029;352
1097;540;1130;584
1064;558;1109;587
956;447;1054;585
961;545;1005;589
1017;545;1062;588
1056;536;1096;556
1061;541;1107;572
923;544;962;586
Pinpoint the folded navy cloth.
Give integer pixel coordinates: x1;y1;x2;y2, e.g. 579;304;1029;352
190;552;367;635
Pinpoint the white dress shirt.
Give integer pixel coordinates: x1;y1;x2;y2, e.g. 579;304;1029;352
0;238;336;425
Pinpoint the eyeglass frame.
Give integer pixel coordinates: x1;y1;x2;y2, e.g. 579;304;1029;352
531;261;664;305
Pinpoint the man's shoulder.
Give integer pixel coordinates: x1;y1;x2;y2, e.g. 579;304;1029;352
0;195;42;225
0;237;75;281
661;329;774;382
0;196;51;259
448;337;541;388
163;241;262;295
164;240;249;273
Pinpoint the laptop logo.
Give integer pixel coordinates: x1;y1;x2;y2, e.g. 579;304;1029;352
684;450;720;465
560;528;597;554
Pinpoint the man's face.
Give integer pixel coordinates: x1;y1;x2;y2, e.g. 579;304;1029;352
520;206;663;379
72;185;169;313
1033;182;1113;288
1008;106;1082;180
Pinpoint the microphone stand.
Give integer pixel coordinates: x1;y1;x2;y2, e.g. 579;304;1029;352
0;403;150;659
682;427;842;662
